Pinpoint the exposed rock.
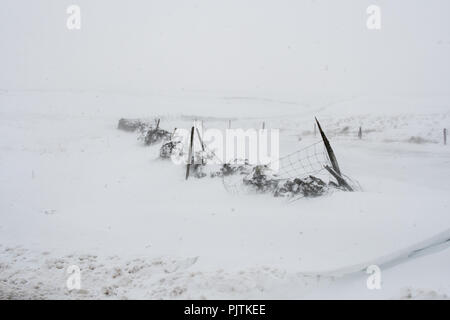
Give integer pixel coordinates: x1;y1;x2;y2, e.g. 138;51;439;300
160;141;183;159
274;176;330;198
210;160;253;178
117;118;149;132
407;136;435;144
143;128;171;145
243;165;279;192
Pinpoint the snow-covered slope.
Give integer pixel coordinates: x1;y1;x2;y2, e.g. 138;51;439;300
1;91;449;299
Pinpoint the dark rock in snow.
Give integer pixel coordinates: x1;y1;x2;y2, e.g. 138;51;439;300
274;176;329;198
160;140;183;159
117;118;148;132
243;165;279;192
192;164;208;178
407;136;435;144
210;160;253;178
143;128;171;145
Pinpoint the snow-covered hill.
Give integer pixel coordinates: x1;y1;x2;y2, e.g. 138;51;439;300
1;91;449;299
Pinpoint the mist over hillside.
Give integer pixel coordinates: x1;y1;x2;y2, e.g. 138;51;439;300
1;0;450;100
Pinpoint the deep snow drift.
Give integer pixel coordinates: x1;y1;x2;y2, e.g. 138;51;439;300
1;91;450;299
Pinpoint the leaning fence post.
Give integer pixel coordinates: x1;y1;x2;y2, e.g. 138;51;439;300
444;128;447;145
315;117;341;175
185;126;195;180
171;127;177;140
196;127;206;165
358;126;362;140
156;118;160;130
324;165;353;192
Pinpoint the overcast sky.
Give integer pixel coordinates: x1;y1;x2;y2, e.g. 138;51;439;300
1;0;449;98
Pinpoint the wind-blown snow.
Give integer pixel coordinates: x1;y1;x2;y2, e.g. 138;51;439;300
2;0;450;300
1;91;449;299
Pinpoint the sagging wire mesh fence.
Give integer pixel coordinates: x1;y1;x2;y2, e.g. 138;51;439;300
219;118;358;198
271;141;330;180
221;140;333;196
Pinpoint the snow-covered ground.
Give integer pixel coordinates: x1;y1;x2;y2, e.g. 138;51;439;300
1;91;450;299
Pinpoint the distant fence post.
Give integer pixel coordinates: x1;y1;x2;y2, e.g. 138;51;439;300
228;120;231;129
444;128;447;145
358;126;362;140
262;121;265;130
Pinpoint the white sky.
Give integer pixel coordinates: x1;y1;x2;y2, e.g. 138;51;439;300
1;0;449;98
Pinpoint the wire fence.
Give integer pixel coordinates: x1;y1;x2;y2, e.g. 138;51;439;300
270;141;330;180
221;140;333;195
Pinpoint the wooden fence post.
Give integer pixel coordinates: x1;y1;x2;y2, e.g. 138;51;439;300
444;128;447;145
358;126;362;139
196;127;206;165
315;117;341;175
171;128;177;140
185;126;195;180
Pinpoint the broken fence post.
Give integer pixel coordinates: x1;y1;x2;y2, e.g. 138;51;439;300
185;126;195;180
171;127;177;140
324;165;353;192
315;117;341;175
315;117;353;191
